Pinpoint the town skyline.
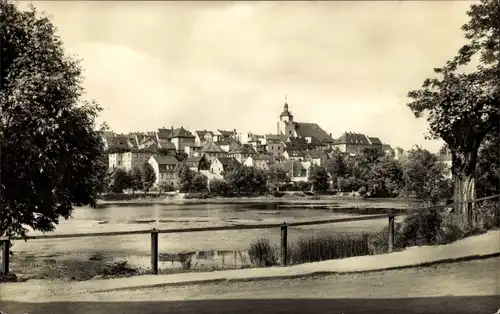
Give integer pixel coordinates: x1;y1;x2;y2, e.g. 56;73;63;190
25;1;476;152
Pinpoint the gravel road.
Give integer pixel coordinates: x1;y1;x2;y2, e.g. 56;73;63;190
1;258;499;314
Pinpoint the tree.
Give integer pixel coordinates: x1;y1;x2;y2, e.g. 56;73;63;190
209;179;229;196
177;163;194;192
267;167;289;191
0;1;107;238
129;167;143;195
225;166;267;195
365;155;404;197
175;152;188;162
308;165;330;192
406;0;499;218
476;127;500;197
110;168;130;193
401;148;452;205
158;180;175;194
191;173;208;193
141;163;156;194
325;154;346;184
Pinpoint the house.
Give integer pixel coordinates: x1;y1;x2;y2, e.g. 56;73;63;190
265;134;288;157
169;127;196;152
156;127;173;141
214;129;237;142
228;144;258;163
276;100;335;149
185;156;210;173
194;130;214;146
198;139;228;161
381;144;394;157
239;131;265;145
244;155;273;171
217;139;242;153
285;137;311;151
148;155;179;187
106;134;135;169
332;132;386;155
184;145;202;158
100;131;115;150
210;157;240;176
283;150;306;161
121;149;157;171
276;160;308;182
305;151;325;166
158;142;177;156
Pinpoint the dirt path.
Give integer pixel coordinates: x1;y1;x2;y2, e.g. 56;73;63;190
1;258;498;314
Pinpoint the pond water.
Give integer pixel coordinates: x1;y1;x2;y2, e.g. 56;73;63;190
11;201;405;272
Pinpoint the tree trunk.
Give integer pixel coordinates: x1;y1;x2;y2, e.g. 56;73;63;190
453;174;476;226
451;150;478;227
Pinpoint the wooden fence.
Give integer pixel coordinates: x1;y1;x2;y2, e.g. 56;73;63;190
1;194;499;275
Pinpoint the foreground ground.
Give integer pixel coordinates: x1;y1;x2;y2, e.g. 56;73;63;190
1;258;499;313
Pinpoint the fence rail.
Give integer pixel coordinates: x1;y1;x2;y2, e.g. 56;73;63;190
1;194;498;275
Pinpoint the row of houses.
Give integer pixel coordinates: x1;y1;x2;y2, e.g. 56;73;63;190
146;151;327;188
102;99;397;187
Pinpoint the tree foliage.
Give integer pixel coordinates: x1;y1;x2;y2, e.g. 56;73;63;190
141;163;156;193
406;0;499;213
158;180;176;193
267;167;289;190
225;166;267;195
191;173;208;193
129;167;143;194
110;168;130;194
365;155;404;197
0;1;107;238
325;154;346;182
176;163;195;193
476;127;500;197
308;164;330;192
401;148;452;205
209;179;229;196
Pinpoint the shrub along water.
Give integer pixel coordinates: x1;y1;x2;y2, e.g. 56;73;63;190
287;233;372;265
248;201;499;268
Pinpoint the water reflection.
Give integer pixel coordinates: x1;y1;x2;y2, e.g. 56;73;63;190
114;250;252;270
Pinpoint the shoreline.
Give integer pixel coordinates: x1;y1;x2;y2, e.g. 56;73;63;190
96;195;411;208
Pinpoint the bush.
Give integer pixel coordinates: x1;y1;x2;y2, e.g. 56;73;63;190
369;202;497;254
358;186;367;197
209;179;229;196
184;192;210;199
100;261;139;277
435;212;468;245
288;234;371;264
296;181;312;191
398;208;443;247
248;238;279;267
272;191;285;197
368;223;404;254
476;200;500;230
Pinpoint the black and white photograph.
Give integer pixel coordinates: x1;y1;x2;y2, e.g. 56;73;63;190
0;0;499;313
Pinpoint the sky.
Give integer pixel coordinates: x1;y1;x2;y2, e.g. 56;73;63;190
22;1;477;152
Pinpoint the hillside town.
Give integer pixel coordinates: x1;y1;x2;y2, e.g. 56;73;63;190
102;100;406;189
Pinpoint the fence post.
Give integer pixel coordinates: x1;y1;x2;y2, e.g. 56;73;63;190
467;201;474;228
280;222;288;266
1;237;9;275
150;229;159;275
388;215;395;253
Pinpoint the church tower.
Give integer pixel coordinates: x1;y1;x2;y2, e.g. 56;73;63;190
278;96;295;136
